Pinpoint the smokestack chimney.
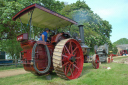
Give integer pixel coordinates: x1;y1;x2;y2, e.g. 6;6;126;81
78;25;90;55
78;25;84;43
78;25;85;47
78;25;87;48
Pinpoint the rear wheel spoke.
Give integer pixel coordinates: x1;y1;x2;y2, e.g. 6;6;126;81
62;62;69;67
62;54;68;58
72;47;78;54
69;41;71;53
69;67;73;77
64;65;67;74
73;64;79;70
66;64;71;75
64;45;70;54
70;41;72;53
73;51;77;56
75;57;80;59
63;47;67;54
72;64;74;72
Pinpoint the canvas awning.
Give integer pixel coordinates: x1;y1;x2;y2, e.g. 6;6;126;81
12;4;77;29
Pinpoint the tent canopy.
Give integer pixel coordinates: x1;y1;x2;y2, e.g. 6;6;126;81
12;4;77;29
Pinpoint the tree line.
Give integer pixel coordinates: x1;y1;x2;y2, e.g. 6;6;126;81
0;0;113;59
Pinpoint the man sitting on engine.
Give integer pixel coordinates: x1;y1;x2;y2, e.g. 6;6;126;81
39;28;49;42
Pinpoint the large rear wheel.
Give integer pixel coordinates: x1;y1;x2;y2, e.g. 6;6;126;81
53;39;84;80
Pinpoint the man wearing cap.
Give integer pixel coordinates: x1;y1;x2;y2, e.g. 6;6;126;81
39;28;49;42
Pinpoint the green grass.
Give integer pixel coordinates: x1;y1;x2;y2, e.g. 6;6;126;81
0;62;128;85
0;65;23;71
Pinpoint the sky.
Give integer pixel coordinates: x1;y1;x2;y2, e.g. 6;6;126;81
58;0;128;43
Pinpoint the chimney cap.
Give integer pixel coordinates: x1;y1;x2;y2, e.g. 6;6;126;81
78;25;84;27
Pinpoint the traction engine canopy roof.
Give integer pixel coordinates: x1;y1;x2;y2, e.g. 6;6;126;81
12;4;77;29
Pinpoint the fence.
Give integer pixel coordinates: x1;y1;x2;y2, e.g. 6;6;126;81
0;59;22;68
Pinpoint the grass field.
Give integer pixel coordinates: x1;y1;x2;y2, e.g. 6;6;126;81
0;61;128;85
0;65;23;71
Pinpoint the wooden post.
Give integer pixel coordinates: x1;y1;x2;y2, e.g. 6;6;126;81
15;57;17;67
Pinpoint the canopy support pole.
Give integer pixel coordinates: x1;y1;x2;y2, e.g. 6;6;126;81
19;17;26;33
69;25;72;37
29;10;34;40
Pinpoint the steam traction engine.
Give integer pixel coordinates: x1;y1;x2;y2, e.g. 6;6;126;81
94;44;113;63
12;4;100;80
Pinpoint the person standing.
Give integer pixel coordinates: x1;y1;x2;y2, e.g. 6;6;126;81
39;28;49;42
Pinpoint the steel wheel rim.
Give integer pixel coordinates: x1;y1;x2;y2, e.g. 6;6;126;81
110;54;113;62
61;39;83;79
108;57;110;63
95;55;99;69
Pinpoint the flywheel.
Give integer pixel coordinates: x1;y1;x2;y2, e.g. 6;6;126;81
53;39;84;80
92;54;100;69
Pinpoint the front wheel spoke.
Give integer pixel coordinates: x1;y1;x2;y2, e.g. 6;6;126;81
73;64;79;70
64;45;70;54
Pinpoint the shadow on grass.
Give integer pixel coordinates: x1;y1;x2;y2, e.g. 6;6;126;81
34;72;58;80
33;63;100;80
81;62;112;76
81;63;95;77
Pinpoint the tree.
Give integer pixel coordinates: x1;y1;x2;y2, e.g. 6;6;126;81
0;0;65;59
0;0;112;58
113;38;128;46
59;1;112;52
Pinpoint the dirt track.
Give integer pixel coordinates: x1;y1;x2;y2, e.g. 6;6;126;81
0;69;29;78
113;56;126;59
